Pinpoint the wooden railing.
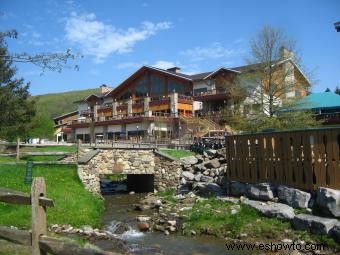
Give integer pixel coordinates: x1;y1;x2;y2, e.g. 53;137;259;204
0;177;118;255
225;127;340;191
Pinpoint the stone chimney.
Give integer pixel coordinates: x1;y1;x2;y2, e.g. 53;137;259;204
166;67;181;73
100;84;111;94
280;47;294;60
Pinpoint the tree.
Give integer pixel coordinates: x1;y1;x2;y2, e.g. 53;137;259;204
335;86;340;95
0;32;36;141
28;113;55;142
241;25;310;117
325;88;331;92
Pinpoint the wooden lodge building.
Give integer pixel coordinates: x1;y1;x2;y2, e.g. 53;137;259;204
54;51;310;143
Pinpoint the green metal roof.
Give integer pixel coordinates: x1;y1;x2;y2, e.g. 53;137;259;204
295;92;340;110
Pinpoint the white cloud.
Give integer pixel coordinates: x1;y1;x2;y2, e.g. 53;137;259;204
64;12;172;62
181;43;242;62
153;60;177;70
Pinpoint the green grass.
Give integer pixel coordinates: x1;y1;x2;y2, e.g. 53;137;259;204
159;149;195;159
20;145;77;153
181;198;340;250
0;155;64;163
156;188;177;203
32;88;99;119
0;165;104;229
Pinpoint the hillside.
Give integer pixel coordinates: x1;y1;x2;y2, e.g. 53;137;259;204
33;88;99;119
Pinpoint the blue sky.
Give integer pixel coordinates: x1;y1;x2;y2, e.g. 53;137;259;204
1;0;339;95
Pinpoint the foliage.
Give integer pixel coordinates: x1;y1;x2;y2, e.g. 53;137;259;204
325;88;331;92
335;86;340;95
159;149;195;159
33;88;99;118
0;165;104;228
0;31;36;141
28;113;55;140
156;188;177;203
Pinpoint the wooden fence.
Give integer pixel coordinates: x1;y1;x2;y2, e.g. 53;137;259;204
0;177;119;255
225;127;340;191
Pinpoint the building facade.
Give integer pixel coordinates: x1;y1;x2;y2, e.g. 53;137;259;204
56;55;309;143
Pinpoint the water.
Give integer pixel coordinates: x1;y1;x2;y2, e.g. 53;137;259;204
95;193;247;255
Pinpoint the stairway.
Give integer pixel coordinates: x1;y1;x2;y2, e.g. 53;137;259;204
180;116;224;137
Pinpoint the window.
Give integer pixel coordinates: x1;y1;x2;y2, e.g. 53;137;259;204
168;79;185;94
194;87;208;95
150;75;165;95
135;75;148;97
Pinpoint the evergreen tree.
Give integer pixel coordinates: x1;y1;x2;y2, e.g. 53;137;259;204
0;31;36;141
335;86;340;95
325;88;331;92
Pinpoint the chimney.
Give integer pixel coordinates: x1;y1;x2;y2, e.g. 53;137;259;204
280;47;294;60
166;67;181;73
100;84;110;94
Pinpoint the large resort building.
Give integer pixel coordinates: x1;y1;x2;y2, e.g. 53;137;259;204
54;50;310;143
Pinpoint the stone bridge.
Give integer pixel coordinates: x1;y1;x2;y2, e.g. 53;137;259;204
77;148;182;194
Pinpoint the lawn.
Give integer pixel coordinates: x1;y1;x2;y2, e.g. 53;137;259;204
0;164;104;229
0;155;64;163
159;149;195;159
20;145;77;153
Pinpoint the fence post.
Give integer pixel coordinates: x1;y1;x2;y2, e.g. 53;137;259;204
31;177;47;255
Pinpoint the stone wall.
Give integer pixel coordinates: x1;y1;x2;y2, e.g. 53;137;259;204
77;149;181;194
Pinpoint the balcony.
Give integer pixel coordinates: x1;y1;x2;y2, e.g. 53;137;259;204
315;112;340;124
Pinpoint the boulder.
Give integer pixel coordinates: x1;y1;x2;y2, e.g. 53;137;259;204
194;173;202;182
243;199;295;220
137;222;150;232
113;223;129;235
292;214;339;235
330;224;340;242
182;171;195;181
192;182;224;197
180;156;198;165
204;159;221;169
246;183;274;201
136;216;151;222
277;185;311;209
315;187;340;217
230;182;247;196
200;175;214;183
206;149;217;157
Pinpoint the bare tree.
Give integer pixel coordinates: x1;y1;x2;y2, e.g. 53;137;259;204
0;30;80;74
241;25;310;117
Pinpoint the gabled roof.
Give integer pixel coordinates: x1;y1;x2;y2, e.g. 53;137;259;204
203;67;240;80
53;110;78;121
294;92;340;110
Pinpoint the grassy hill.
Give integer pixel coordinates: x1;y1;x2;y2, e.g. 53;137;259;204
33;88;99;119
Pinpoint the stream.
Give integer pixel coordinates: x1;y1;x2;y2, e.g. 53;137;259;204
94;193;247;255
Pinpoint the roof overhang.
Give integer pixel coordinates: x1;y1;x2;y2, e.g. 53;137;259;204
203;67;241;80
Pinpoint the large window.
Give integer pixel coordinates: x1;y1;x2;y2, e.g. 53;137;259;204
168;79;185;94
135;75;148;97
150;75;165;95
119;88;132;100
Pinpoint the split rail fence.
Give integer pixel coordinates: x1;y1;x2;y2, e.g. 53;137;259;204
0;177;119;255
225;127;340;191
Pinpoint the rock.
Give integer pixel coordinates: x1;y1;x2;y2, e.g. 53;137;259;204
180;156;198;165
182;171;195;181
164;230;170;235
167;220;177;226
206;149;217;157
113;223;130;235
83;226;94;235
192;182;224;197
243;199;295;220
277;185;311;209
281;238;293;243
330;224;340;242
134;204;151;211
315;187;340;217
204;159;221;169
137;222;150;232
191;230;196;236
200;175;214;183
169;226;176;232
230;182;247;196
195;155;204;163
194;173;202;182
136;216;151;222
246;183;274;201
154;224;165;232
292;214;339;235
129;191;135;195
